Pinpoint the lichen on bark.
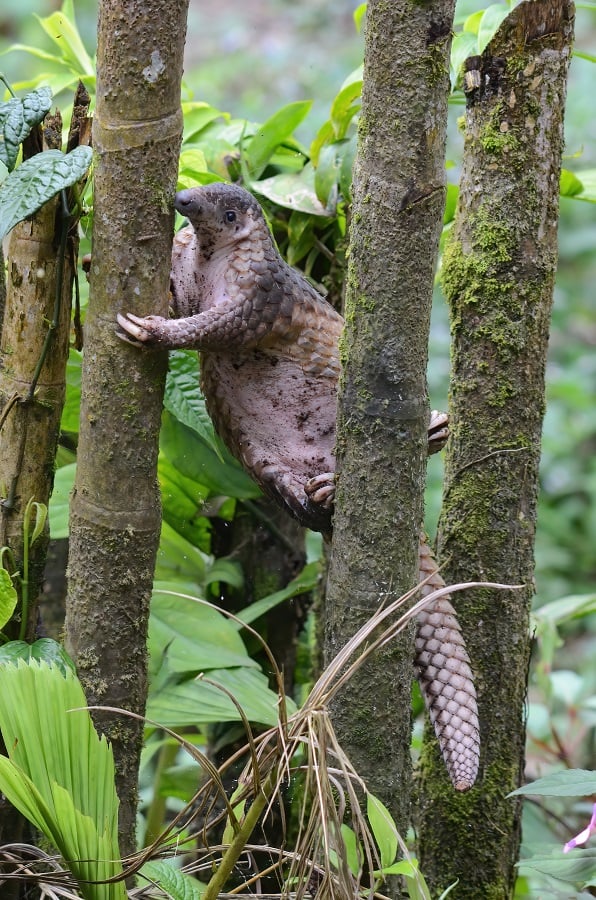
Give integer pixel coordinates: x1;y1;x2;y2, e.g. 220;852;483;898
416;1;575;895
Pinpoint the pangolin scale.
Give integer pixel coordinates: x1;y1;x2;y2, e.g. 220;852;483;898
117;181;480;791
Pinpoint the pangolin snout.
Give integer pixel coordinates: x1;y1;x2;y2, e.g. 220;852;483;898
174;189;200;217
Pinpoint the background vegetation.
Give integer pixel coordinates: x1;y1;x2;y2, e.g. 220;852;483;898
0;0;594;896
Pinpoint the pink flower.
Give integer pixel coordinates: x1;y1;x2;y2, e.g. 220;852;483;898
563;803;596;853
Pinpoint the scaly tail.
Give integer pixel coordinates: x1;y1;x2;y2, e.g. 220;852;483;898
415;537;480;791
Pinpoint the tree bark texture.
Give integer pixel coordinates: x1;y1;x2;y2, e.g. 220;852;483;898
0;248;5;327
0;123;78;641
64;0;189;858
0;100;88;877
324;0;455;842
416;2;574;896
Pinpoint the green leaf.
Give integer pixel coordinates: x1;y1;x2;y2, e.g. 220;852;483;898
376;859;419;876
444;182;459;224
35;6;95;76
463;10;484;33
573;47;596;62
28;501;48;546
286;210;316;266
329;75;362;140
245;100;312;179
315;141;354;209
147;666;293;727
353;3;367;31
178;147;209;177
477;5;511;54
0;756;58;837
155;521;208;585
518;848;596;883
159;455;211;552
0;146;92;241
204;557;243;589
254;165;330;216
367;792;398;869
341;823;362;876
0;568;17;631
140;861;205;899
509;770;596;797
450;31;478;86
48;462;76;539
182;101;227;142
164;351;221;453
61;347;82;433
160;411;260;501
534;592;596;625
560;169;585;197
0;660;125;898
0;86;53;171
149;587;258;673
32;639;76;673
566;168;596;203
236;561;319;627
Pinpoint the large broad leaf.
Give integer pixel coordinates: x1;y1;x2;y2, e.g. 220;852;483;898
164;350;221;453
147;666;293;728
518;848;596;883
155;521;208;585
0;638;75;675
140;861;205;899
149;587;258;674
534;594;596;625
35;1;95;76
0;86;53;171
160;410;261;501
159;455;212;552
234;561;319;627
0;146;92;241
245;100;312;179
254;164;330;216
182;101;228;142
510;770;596;797
0;660;125;899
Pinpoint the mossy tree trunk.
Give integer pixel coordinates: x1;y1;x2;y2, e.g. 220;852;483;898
0;96;90;859
416;1;574;895
324;0;455;844
64;0;189;858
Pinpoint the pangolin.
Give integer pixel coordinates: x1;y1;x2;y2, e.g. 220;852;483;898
117;182;479;791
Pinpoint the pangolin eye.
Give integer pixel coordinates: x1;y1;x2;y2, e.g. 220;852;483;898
225;210;237;223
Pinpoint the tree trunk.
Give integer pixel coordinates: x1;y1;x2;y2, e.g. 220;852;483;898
324;0;455;845
64;0;189;858
416;1;574;895
0;97;89;861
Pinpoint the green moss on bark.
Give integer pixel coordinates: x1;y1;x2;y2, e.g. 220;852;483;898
416;1;574;896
